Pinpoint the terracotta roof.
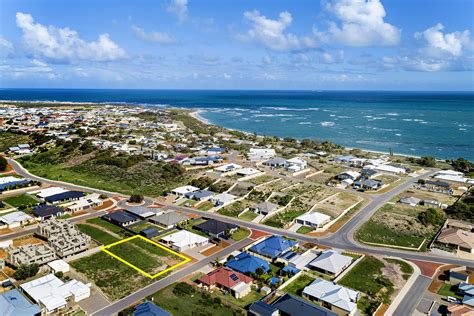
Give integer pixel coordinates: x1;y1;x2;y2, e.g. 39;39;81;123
198;267;253;290
437;228;474;250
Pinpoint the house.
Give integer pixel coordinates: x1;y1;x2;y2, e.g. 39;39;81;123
370;164;407;175
140;228;160;239
185;189;215;201
0;176;31;192
35;187;69;200
399;196;421;207
44;191;86;204
308;250;353;277
133;301;171;316
287;250;320;270
9;244;56;266
170;185;199;197
149;212;189;229
449;271;470;285
335;171;360;182
203;147;226;155
102;210;139;227
194;219;238;239
198;267;253;299
225;252;270;274
295;212;331;228
302;279;359;316
422;199;443;208
462;295;474;308
251;201;279;216
47;259;70;274
436;228;474;254
20;274;90;314
63;193;103;213
0;211;34;229
334;156;354;164
237;168;262;177
285;157;308;172
421;180;453;194
361;168;378;179
263;158;287;169
249;236;298;259
249;293;337;316
248;148;276;162
458;282;474;296
125;206;159;219
214;163;242;174
160;230;209;252
210;193;236;206
32;205;65;220
353;179;383;191
0;289;41;316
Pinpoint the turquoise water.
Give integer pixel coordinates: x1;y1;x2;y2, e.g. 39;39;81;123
1;89;473;160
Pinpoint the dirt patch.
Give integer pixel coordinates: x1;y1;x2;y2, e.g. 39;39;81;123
201;241;230;256
13;236;44;247
428;264;457;293
374;304;389;316
381;258;405;294
93;199;114;211
0;228;13;235
410;259;444;277
0;249;7;260
2;267;15;277
250;229;270;240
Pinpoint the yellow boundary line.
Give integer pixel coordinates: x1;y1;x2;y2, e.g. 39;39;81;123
101;234;191;279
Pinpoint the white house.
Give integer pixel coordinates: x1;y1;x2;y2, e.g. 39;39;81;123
370;164;407;175
0;211;34;229
247;148;276;162
303;278;359;316
285;157;308;172
214;163;242;174
20;274;90;314
211;193;236;207
35;187;68;200
171;185;199;197
47;259;70;274
308;250;353;277
161;230;209;252
237;168;262;177
63;193;103;213
295;212;331;228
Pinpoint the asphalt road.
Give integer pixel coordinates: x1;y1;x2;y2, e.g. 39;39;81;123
91;237;253;316
392;275;432;316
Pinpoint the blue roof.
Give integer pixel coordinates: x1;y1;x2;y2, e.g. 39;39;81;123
0;289;41;316
272;293;337;316
282;265;301;274
45;190;86;203
249;236;298;259
0;180;30;191
463;295;474;307
270;277;281;285
249;301;278;316
103;211;138;224
134;301;171;316
33;205;64;218
207;147;225;152
459;282;474;296
225;252;270;274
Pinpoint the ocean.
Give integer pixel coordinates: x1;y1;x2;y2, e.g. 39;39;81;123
1;89;473;160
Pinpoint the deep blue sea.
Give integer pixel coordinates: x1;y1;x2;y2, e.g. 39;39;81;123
1;89;473;160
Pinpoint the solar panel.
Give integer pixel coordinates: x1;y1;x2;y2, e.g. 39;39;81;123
230;274;239;281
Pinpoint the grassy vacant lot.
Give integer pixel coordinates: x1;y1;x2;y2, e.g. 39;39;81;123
247;175;278;186
2;194;39;208
106;237;184;275
239;210;258;221
86;218;132;238
71;251;153;300
296;226;314;234
264;209;305;228
149;283;243;316
218;200;252;217
197;201;214;211
212;288;263;308
77;224;119;245
284;274;315;296
356;203;439;249
316;192;361;219
339;256;394;300
384;258;414;281
231;228;250;241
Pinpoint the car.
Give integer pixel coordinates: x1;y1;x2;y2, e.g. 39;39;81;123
446;296;458;303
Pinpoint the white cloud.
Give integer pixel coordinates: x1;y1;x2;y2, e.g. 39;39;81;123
223;73;232;79
167;0;188;22
322;52;335;63
15;12;126;62
414;23;471;57
319;0;400;46
239;10;304;51
131;25;175;44
0;36;14;55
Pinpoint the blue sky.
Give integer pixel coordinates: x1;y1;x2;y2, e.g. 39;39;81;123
1;0;473;90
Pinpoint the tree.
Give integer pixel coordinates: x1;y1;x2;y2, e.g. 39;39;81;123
129;194;144;203
418;208;445;226
172;282;195;296
0;156;7;172
13;264;39;280
418;156;436;167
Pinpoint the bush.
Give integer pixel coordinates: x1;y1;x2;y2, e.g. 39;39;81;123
129;194;144;203
418;208;445;226
0;156;7;171
13;264;39;280
172;282;195;296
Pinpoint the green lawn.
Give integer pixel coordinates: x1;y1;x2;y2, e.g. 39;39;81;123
263;209;306;228
148;283;243;316
218;201;248;218
212;289;263;308
130;222;162;234
106;240;165;274
77;224;119;245
198;201;214;211
70;251;153;300
296;226;314;234
239;210;258;221
86;218;132;237
339;256;394;300
437;283;463;300
284;274;315;296
2;194;39;208
231;228;250;241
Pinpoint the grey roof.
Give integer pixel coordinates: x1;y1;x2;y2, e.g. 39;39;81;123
253;201;278;213
399;197;421;205
150;212;188;226
264;158;287;165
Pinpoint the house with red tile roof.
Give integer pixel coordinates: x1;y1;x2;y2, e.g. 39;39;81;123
198;267;253;299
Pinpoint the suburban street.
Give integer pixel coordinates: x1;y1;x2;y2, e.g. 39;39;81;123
6;157;474;315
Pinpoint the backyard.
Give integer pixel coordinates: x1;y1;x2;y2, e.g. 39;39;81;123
1;193;39;208
283;274;315;296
